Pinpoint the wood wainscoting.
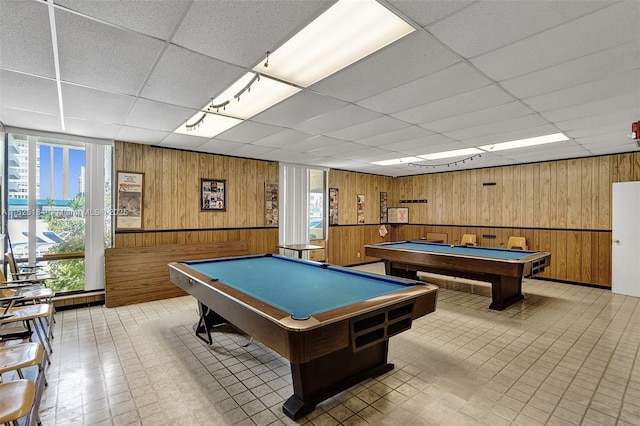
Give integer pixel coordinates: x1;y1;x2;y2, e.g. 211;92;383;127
105;240;250;307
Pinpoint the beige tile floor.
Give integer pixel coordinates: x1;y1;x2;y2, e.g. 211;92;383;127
37;264;640;425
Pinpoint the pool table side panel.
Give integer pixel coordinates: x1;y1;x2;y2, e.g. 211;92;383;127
365;245;526;277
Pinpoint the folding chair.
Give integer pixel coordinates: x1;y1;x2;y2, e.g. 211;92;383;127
460;234;477;246
507;236;528;250
1;296;54;356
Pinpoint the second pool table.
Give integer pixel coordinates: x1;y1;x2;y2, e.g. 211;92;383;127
168;254;438;419
364;241;551;310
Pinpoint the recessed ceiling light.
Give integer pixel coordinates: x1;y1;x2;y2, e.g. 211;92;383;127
174;113;242;138
211;72;300;120
258;0;415;87
373;156;423;166
419;148;483;160
479;133;569;152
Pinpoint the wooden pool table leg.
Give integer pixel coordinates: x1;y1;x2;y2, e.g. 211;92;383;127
283;341;393;420
489;276;524;311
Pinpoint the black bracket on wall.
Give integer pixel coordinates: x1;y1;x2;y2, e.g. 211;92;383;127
482;182;497;186
399;199;428;203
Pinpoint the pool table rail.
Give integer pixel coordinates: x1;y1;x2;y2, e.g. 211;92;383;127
168;261;437;364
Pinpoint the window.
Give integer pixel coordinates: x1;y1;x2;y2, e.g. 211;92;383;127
3;131;112;293
309;169;326;241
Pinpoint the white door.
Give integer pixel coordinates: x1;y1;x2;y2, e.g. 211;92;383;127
612;182;640;297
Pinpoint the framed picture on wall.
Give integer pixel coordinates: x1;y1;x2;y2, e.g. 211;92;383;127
380;192;388;223
387;207;409;224
265;182;278;226
201;178;226;211
329;188;339;225
116;171;144;230
357;194;365;224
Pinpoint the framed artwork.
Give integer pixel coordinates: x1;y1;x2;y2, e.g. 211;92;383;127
357;194;365;224
380;192;388;223
201;178;226;211
265;182;278;226
329;188;339;225
387;207;409;224
116;171;144;230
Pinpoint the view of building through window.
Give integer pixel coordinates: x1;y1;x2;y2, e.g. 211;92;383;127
5;133;112;292
309;169;326;241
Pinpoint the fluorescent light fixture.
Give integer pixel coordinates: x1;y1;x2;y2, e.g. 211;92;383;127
211;72;300;120
479;133;569;152
175;113;242;138
373;156;423;166
419;148;483;161
258;0;415;87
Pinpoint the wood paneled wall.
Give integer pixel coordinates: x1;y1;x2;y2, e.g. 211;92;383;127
327;169;394;225
114;142;279;251
111;142;280;305
389;154;640;229
326;153;640;288
115;142;279;232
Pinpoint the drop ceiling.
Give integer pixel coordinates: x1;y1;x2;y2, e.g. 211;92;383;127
0;0;638;176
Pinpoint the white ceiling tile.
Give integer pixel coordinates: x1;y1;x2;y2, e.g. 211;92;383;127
56;8;166;95
460;124;563;147
0;71;59;115
260;150;322;164
429;1;610;58
287;135;346;153
1;0;636;176
197;139;246;155
343;147;393;161
501;42;639;99
471;2;639;81
443;114;549;141
0;0;54;78
173;0;332;68
64;118;120;140
311;32;460;102
252;91;347;127
358;62;491;114
293;105;381;135
158;132;210;151
422;101;535;133
556;109;638;132
55;0;190;40
116;126;170;144
355;126;433;147
311;142;371;156
525;70;638;112
0;108;63;134
566;123;630;139
385;134;456;154
576;132;630;147
226;144;276;158
142;45;245;109
62;83;136;123
253;129;313;148
542;94;638;123
326;116;410;141
588;144;639;155
389;0;474;28
216;121;283;143
393;85;516;125
124;99;194;132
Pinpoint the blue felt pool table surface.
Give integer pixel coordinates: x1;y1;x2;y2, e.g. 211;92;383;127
373;241;536;260
183;255;420;319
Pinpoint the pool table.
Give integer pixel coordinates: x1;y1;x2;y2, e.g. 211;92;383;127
167;254;438;420
364;241;551;311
